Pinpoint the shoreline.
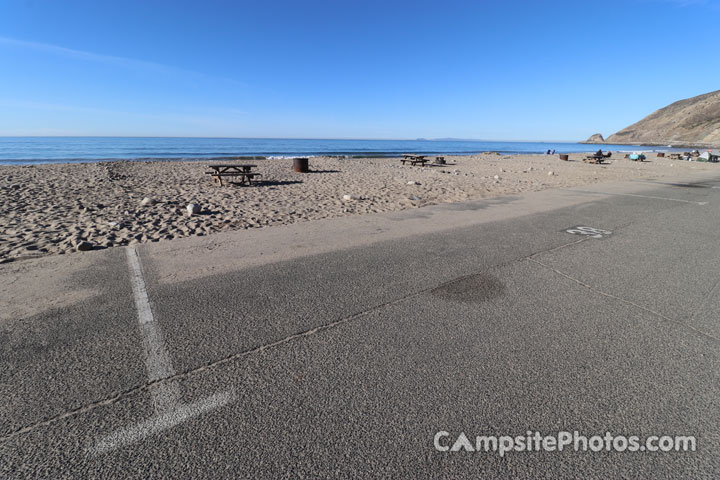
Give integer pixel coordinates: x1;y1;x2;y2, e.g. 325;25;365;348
0;147;674;166
0;145;687;166
2;151;718;263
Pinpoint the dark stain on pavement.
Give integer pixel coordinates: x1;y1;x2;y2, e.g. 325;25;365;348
388;210;433;221
441;195;520;212
643;181;712;189
430;272;506;303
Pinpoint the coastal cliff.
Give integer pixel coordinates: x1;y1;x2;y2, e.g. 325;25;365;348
604;90;720;147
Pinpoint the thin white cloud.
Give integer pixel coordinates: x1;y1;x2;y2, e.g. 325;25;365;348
0;36;246;86
0;99;137;115
0;98;248;122
665;0;706;5
642;0;711;6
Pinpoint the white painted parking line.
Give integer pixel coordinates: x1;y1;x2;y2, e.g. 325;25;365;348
126;246;180;412
568;189;708;205
616;193;708;205
91;246;235;455
93;391;234;454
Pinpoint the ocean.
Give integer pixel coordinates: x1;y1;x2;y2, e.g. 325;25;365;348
0;137;669;165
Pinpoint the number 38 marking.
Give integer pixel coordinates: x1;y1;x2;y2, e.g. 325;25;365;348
564;226;612;238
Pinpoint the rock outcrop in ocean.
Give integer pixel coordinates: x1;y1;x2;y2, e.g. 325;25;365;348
581;133;605;144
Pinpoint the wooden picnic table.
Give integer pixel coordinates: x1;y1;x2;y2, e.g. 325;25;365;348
584;152;612;164
401;154;429;166
205;164;261;186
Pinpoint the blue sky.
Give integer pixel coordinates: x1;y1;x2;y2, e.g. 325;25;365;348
1;0;719;140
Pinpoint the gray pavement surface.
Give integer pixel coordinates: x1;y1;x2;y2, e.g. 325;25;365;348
1;173;720;478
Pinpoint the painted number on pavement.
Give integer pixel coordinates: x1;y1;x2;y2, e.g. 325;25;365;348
564;225;612;239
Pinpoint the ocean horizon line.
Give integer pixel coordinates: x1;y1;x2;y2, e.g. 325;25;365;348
0;135;583;143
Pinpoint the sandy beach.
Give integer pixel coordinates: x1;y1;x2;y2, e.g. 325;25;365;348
1;152;716;262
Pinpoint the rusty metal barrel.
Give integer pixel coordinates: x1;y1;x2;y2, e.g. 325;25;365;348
657;152;665;157
559;154;569;161
293;157;309;173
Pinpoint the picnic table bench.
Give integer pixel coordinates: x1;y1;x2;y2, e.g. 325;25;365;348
583;155;605;164
205;164;262;186
401;154;429;166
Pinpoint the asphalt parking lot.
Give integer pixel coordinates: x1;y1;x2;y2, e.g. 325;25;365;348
2;175;719;478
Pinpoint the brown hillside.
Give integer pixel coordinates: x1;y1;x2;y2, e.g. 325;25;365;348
606;90;720;147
